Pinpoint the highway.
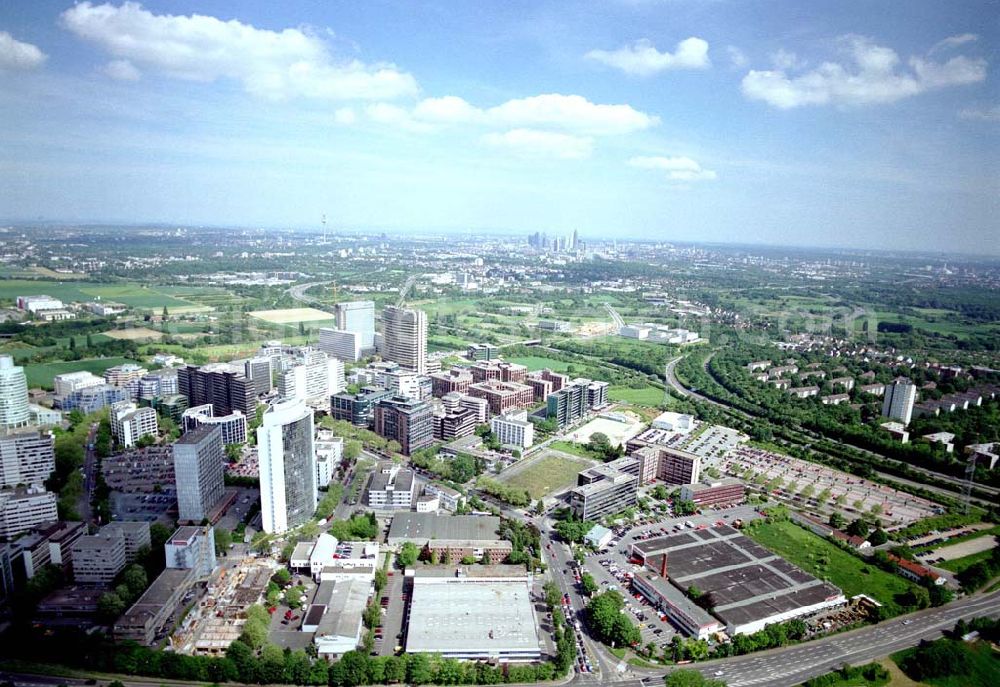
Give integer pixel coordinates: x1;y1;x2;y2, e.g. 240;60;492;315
663;354;998;506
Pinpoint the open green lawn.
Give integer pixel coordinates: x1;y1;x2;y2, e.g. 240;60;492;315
500;452;596;499
938;548;997;573
610;385;665;407
25;356;142;390
548;440;601;459
506;355;572;372
746;520;918;616
892;641;1000;687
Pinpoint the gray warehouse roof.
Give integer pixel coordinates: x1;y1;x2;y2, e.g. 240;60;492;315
387;513;501;545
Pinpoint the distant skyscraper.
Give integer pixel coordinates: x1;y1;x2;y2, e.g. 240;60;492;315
882;377;917;425
381;306;427;375
257;398;316;534
173;424;226;523
335;300;376;350
0;356;30;431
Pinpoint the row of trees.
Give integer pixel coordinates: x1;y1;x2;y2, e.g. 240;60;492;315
475;476;530;507
585;591;641;648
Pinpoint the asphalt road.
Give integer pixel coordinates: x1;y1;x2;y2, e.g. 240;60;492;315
77;423;99;525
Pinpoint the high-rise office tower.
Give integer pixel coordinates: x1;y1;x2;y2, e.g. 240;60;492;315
882;377;917;425
0;356;30;431
173;425;226;523
177;363;256;417
381;306;427;375
257;399;316;534
335;300;376;350
278;349;345;404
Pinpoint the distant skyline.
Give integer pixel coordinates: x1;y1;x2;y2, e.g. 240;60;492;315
0;1;997;254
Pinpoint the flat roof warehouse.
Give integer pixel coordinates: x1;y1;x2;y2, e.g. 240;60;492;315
632;525;845;637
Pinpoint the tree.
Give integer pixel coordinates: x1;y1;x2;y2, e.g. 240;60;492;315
673;499;697;516
580;572;598;596
397;542;420;568
846;519;869;538
828;512;846;529
868;528;888;546
406;652;433;685
586;591;640;648
97;591;126;621
272;568;292;586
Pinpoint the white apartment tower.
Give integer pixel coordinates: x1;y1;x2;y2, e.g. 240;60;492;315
0;356;30;432
278;349;345;404
882;377;917;425
381;306;427;375
257;398;317;534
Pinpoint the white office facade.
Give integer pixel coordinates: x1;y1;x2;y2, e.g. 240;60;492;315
257;399;317;534
0;356;30;432
381;306;427;375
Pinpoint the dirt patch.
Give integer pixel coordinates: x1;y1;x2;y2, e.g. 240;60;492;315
103;327;163;341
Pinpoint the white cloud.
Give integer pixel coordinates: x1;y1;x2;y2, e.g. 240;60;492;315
959;105;1000;122
103;58;140;80
929;33;978;55
482;129;594;159
629;155;717;181
333;107;357;125
413;95;484;124
364;103;433;132
726;46;748;69
0;30;47;70
60;1;418;101
585;37;710;76
484;94;658;135
742;35;987;109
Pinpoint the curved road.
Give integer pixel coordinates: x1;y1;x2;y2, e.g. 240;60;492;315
664;354;998;505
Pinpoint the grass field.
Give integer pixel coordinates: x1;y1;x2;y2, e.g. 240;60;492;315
25;357;141;390
609;385;665;407
746;519;918;615
548;440;600;459
500;452;596;499
892;641;999;687
506;356;572;372
938;548;996;573
248;307;335;324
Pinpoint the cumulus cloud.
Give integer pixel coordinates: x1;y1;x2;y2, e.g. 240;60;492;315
103;58;140;80
60;1;417;101
959;105;1000;122
361;93;656;139
629;155;717;181
742;35;987;109
0;30;47;70
770;49;805;70
585;37;710;76
929;33;978;55
482;129;594;159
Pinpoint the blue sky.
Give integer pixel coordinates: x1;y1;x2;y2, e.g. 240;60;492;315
0;1;997;253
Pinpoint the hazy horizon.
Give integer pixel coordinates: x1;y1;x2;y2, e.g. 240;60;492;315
1;1;997;254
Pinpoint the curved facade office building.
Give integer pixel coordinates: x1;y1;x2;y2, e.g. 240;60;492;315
257;398;317;534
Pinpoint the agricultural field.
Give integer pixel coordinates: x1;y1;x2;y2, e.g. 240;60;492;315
0;279;214;313
746;519;919;616
24;356;142;390
498;451;596;500
248;307;335;324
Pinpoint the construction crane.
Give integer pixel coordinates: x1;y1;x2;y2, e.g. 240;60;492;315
396;275;418;308
604;303;626;332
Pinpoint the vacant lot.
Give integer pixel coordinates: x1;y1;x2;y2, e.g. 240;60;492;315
499;452;596;499
104;327;163;341
25;357;142;390
249;307;335;324
0;279;213;312
746;519;918;616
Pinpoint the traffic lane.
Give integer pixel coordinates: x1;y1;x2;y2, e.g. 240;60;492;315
642;590;1000;687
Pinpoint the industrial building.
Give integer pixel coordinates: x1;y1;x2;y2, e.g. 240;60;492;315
387;513;512;563
405;566;540;662
630;525;845;637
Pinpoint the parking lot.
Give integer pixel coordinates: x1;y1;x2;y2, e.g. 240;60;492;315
267;572;318;651
111;490;176;523
578;505;762;648
376;565;406;656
